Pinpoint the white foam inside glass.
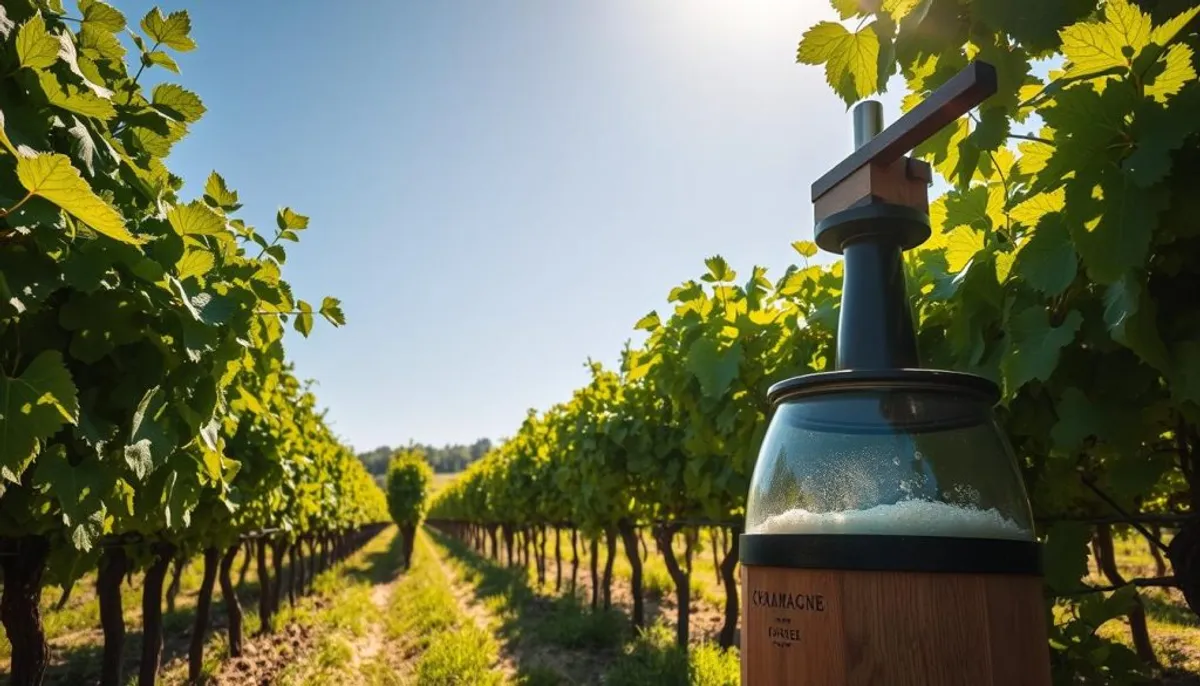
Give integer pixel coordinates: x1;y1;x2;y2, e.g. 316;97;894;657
749;499;1033;541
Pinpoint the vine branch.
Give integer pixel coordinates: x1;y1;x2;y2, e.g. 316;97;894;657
1082;476;1172;554
1007;133;1054;145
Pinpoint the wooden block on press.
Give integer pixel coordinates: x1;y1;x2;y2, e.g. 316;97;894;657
813;157;932;223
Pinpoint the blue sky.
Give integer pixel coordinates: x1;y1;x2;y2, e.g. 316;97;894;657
118;0;906;450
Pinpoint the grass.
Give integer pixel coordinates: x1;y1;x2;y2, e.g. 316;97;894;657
604;623;739;686
0;528;398;685
1085;534;1200;678
430;527;738;685
1;542;272;684
393;532;502;685
416;625;501;686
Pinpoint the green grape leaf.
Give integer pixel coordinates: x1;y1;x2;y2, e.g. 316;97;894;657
791;240;818;258
975;0;1094;55
1144;44;1196;103
142;50;179;73
295;299;314;336
1016;135;1054;177
189;291;236;326
36;0;66;14
160;467;200;529
319;296;345;326
1002;306;1083;394
1060;0;1151;78
1081;585;1140;627
124;386;174;480
78;24;125;62
702;255;735;282
1042;522;1093;593
168;199;225;236
1010;188;1065;228
994;249;1015;283
1150;4;1200;47
16;154;136;244
16;13;59;70
32;445;107;551
151;83;205;123
140;8;196;52
1124;88;1199;187
276;207;309;231
79;0;125;31
1051;387;1100;451
915;118;969;182
943;184;1004;231
1013;213;1077;296
634;311;660;332
967;102;1011;160
1107;452;1173;501
1038;81;1131;189
1071;176;1168;284
1104;272;1170;372
65;117;98;177
830;0;862;20
944;225;984;273
59;291;144;363
797;21;880;105
35;71;116;121
43;542;100;588
0;352;79;482
236;387;265;415
883;0;924;22
176;248;214;282
686;337;742;398
203;171;240;210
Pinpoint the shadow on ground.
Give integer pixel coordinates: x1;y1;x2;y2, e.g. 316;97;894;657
428;527;707;686
20;529;406;686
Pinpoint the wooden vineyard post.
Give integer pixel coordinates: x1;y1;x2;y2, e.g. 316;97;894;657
739;61;1051;686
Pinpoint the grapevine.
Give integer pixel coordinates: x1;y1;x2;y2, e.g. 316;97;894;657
386;446;433;568
0;2;387;684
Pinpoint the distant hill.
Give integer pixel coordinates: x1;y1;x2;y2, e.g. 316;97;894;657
357;438;492;482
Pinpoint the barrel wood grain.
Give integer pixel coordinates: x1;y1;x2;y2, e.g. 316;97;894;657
742;566;1051;686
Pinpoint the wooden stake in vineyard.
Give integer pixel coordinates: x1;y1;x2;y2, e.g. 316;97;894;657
739;61;1051;685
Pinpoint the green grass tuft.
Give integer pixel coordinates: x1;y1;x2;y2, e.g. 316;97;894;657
415;625;502;685
604;622;739;686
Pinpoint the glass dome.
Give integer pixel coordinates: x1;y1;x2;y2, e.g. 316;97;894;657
745;373;1035;541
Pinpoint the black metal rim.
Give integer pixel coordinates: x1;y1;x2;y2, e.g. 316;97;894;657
739;533;1041;575
767;368;1000;406
814;203;932;254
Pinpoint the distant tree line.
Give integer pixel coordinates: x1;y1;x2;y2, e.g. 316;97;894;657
357;438;493;479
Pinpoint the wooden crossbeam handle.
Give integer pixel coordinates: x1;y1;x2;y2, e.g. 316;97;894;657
810;61;998;202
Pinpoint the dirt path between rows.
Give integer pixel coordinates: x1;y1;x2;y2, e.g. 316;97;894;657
427;539;519;680
206;610;320;685
427;531;739;685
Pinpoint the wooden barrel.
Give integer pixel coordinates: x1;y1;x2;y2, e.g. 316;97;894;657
740;534;1050;686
